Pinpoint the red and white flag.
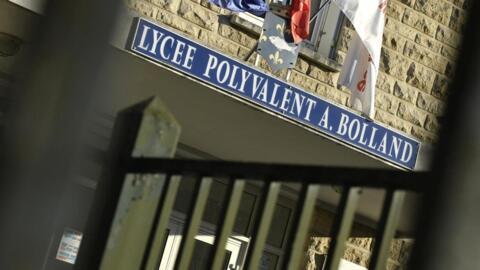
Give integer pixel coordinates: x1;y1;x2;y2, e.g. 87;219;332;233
333;0;388;118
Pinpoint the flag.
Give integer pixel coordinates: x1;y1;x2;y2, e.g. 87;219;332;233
338;32;376;117
290;0;311;43
257;12;300;72
333;0;387;118
209;0;268;15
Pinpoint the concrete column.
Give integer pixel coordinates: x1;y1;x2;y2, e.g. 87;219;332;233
76;97;180;270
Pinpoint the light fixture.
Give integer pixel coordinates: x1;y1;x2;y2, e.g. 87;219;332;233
0;32;23;57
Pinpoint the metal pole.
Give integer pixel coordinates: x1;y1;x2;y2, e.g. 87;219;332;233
284;185;321;270
174;177;214;270
244;182;282;270
369;190;406;270
309;0;332;24
286;69;292;81
324;187;362;270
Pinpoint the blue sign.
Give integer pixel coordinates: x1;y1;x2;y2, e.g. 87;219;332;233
128;18;420;170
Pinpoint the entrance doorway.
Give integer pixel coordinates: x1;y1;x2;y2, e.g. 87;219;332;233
158;212;247;270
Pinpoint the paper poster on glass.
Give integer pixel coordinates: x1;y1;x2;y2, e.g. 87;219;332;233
56;228;83;264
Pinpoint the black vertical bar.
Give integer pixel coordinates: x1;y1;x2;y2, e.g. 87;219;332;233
323;187;361;270
244;181;282;269
173;176;213;269
206;177;236;266
210;179;246;270
369;189;394;269
369;190;405;270
284;184;321;270
280;184;309;270
173;174;202;267
324;186;350;270
242;180;271;266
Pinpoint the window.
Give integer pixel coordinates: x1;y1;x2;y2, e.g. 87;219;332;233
164;175;296;270
306;0;344;58
233;0;344;60
172;147;298;270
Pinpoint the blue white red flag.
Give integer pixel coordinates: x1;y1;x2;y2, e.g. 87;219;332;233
209;0;268;15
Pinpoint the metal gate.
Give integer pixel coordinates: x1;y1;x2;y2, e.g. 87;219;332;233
75;100;426;270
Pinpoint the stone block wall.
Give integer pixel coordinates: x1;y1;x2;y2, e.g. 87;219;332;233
304;206;414;270
126;0;468;145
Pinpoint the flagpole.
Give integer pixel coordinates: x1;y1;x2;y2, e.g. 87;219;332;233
309;0;332;24
286;69;292;81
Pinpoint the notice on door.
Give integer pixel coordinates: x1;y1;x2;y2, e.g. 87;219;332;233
56;228;83;264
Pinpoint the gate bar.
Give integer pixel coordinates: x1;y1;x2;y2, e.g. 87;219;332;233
245;182;282;270
210;180;246;270
125;158;426;191
324;187;362;270
284;184;321;270
143;175;182;270
174;177;213;270
369;190;406;270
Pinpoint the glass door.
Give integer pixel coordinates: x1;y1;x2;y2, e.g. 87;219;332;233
158;212;246;270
